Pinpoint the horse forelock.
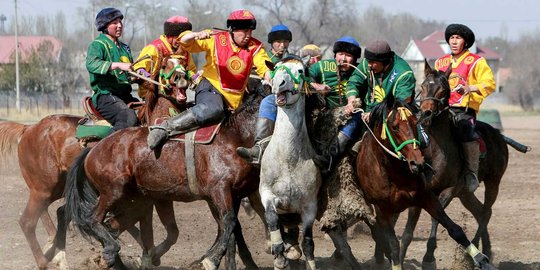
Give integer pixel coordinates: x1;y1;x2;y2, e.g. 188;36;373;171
369;99;415;130
423;69;451;103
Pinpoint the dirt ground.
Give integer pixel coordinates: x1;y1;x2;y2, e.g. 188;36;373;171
0;114;539;270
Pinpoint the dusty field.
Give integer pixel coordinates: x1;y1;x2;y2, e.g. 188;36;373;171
0;114;539;270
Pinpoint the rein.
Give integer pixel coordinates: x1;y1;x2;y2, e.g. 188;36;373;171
358;107;420;161
128;70;168;89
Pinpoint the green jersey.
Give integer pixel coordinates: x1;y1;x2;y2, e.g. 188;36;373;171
309;59;356;109
347;54;416;112
86;33;133;104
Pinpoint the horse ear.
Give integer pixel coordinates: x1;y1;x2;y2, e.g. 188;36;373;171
386;92;396;109
444;66;452;79
424;59;432;78
266;60;276;71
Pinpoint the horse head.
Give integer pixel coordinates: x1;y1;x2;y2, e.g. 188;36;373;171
267;55;310;107
369;94;424;174
419;59;452;125
159;55;191;103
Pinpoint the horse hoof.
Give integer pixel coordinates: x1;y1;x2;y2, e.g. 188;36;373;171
201;258;218;270
139;254;152;269
305;259;318;270
50;251;68;270
421;260;437;270
266;240;272;254
274;255;289;269
284;244;302;260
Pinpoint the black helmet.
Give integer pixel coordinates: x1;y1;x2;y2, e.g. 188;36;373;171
364;40;395;66
95;8;124;31
445;24;475;49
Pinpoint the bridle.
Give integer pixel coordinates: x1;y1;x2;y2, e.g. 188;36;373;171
418;75;450;121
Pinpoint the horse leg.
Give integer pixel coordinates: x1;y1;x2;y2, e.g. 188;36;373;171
49;205;68;270
421;188;455;270
136;202;156;269
301;213;317;270
400;207;421;264
326;224;362;270
202;192;237;270
373;206;401;270
18;192;53;269
40;210;57;243
459;191;493;258
262;199;288;269
232;198;258;269
92;197;127;269
149;200;179;266
421;193;492;269
247;191;272;253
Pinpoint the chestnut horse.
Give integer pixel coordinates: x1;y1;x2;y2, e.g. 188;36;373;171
62;85;264;270
355;94;496;270
397;61;527;269
0;56;189;270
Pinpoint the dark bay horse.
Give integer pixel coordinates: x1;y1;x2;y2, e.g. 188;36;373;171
63;87;264;270
0;57;190;270
398;61;527;269
355;94;496;270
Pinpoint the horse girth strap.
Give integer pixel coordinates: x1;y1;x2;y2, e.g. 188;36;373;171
184;131;200;196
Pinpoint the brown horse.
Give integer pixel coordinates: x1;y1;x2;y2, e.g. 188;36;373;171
62;85;264;270
355;93;497;270
397;61;527;269
0;57;189;270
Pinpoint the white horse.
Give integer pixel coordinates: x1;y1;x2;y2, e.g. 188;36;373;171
259;55;321;270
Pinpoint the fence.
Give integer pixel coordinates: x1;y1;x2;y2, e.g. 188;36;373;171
0;91;87;122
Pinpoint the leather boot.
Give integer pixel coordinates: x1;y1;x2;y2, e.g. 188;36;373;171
462;141;480;192
236;118;275;165
147;109;199;149
314;132;350;173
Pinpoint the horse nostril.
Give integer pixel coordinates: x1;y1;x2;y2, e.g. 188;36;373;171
423;110;432;118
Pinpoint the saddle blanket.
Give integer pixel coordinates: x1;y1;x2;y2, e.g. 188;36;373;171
170;122;222;144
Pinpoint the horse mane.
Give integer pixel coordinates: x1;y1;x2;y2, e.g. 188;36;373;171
369;96;416;129
225;79;270;130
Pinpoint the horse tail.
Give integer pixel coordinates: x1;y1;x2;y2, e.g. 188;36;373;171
0;121;28;157
63;147;98;240
503;135;531;153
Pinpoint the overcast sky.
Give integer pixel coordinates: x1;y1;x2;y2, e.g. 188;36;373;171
2;0;540;41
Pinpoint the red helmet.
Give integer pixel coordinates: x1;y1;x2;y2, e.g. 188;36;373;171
226;9;256;30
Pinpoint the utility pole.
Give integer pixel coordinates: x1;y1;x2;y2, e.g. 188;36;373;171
14;0;20;112
0;14;6;34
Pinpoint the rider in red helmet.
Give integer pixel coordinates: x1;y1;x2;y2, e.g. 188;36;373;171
133;15;197;99
147;9;272;149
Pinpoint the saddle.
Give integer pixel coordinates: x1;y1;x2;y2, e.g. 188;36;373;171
168;121;223;145
76;97;112;146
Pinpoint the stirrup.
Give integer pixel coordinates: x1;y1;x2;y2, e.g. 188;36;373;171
149;125;167;132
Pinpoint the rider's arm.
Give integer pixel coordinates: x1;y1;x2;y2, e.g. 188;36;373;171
252;47;271;79
467;58;496;97
392;71;416;104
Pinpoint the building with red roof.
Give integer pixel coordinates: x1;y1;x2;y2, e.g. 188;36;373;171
0;35;62;64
